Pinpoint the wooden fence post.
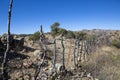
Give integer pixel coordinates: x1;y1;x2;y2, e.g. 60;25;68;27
76;39;80;65
61;33;65;71
53;38;56;71
66;39;73;69
34;25;46;80
1;0;13;79
79;40;83;62
73;40;77;67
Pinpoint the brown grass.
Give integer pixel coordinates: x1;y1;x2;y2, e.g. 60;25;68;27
82;46;120;80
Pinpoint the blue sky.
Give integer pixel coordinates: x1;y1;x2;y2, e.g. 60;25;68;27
0;0;120;34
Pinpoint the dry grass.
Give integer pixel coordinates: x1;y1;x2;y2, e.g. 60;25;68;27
4;33;120;79
82;46;120;80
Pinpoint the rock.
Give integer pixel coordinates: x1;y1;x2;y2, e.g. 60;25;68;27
23;75;30;80
55;63;63;72
23;62;29;68
21;48;27;52
87;73;92;78
87;73;94;80
70;67;75;70
41;73;48;80
94;78;99;80
81;77;90;80
33;50;43;58
80;71;86;77
22;59;33;68
49;63;64;73
43;67;49;71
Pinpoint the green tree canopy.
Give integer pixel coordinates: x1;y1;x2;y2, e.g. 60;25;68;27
65;30;75;39
50;22;60;37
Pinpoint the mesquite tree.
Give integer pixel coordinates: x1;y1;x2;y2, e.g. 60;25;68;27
1;0;13;79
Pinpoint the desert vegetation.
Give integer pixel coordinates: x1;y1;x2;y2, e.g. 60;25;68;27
0;0;120;80
1;24;120;80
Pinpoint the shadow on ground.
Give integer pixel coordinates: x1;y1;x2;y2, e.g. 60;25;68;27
0;51;29;65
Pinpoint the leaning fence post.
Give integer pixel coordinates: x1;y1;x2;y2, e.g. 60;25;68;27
34;25;46;80
1;0;13;79
61;32;65;71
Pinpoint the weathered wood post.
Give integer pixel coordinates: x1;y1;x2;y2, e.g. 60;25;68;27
50;38;57;80
1;0;13;79
80;40;83;61
53;38;56;71
85;40;89;54
76;39;80;64
83;40;87;61
61;32;65;71
87;39;91;53
66;39;73;69
73;40;77;67
34;25;46;80
39;25;43;41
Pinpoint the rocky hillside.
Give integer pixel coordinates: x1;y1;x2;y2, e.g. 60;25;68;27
0;29;120;80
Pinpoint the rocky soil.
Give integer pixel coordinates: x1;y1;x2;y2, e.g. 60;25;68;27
0;36;99;80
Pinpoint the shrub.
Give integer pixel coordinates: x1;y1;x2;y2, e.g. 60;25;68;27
82;53;120;80
65;30;75;39
50;22;60;37
58;28;67;36
75;32;87;40
111;40;120;48
29;31;40;41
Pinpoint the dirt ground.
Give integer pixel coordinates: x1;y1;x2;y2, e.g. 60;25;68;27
1;34;120;80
